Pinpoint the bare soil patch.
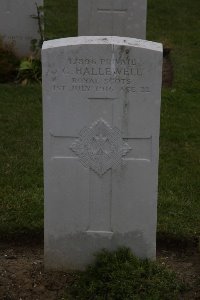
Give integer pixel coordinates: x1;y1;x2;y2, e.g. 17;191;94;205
0;243;71;300
157;248;200;299
0;241;199;300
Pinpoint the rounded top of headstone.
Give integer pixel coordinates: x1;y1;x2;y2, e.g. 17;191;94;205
42;36;162;53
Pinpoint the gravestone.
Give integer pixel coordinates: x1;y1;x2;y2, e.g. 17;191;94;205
78;0;147;39
0;0;43;57
42;36;163;270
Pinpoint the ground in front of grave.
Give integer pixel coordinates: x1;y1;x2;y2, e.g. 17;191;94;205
0;242;199;300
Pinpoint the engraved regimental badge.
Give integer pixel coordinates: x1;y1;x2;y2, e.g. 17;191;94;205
71;119;131;176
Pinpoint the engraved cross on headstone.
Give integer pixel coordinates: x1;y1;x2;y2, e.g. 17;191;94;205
97;0;127;14
96;0;128;35
5;0;12;13
79;0;147;39
50;97;152;237
97;7;127;14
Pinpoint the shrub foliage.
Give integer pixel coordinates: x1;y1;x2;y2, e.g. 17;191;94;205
66;248;185;300
0;40;19;83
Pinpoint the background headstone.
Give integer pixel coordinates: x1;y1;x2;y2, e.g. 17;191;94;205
42;36;163;270
78;0;147;39
0;0;43;57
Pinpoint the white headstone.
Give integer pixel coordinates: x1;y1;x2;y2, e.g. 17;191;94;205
78;0;147;39
0;0;43;57
42;36;163;270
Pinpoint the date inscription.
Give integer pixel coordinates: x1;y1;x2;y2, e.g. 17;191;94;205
46;56;151;94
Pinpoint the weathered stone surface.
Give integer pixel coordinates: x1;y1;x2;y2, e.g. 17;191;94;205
42;36;163;270
78;0;147;39
0;0;43;57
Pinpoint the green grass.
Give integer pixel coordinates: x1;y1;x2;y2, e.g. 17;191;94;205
44;0;77;39
148;0;200;239
65;248;185;299
0;85;43;239
158;90;200;238
0;0;200;241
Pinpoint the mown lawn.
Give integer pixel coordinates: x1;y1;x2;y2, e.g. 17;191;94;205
0;0;199;241
0;85;43;239
148;0;200;239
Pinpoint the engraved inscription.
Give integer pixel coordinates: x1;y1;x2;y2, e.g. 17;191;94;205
46;54;151;94
70;119;131;176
